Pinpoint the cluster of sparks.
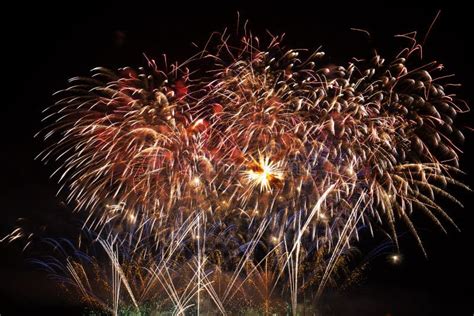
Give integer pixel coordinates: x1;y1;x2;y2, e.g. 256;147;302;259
30;27;470;314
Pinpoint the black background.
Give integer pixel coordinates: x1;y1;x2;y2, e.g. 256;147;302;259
1;3;473;315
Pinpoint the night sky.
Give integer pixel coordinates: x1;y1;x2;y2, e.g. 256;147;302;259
1;3;473;315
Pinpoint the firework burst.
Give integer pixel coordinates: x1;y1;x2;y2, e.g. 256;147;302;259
33;26;469;314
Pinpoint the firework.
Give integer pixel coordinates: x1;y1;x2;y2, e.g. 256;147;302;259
33;27;469;314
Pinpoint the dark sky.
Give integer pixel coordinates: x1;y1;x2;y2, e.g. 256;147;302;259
1;3;473;315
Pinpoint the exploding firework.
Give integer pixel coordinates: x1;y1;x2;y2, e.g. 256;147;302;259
33;25;469;314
